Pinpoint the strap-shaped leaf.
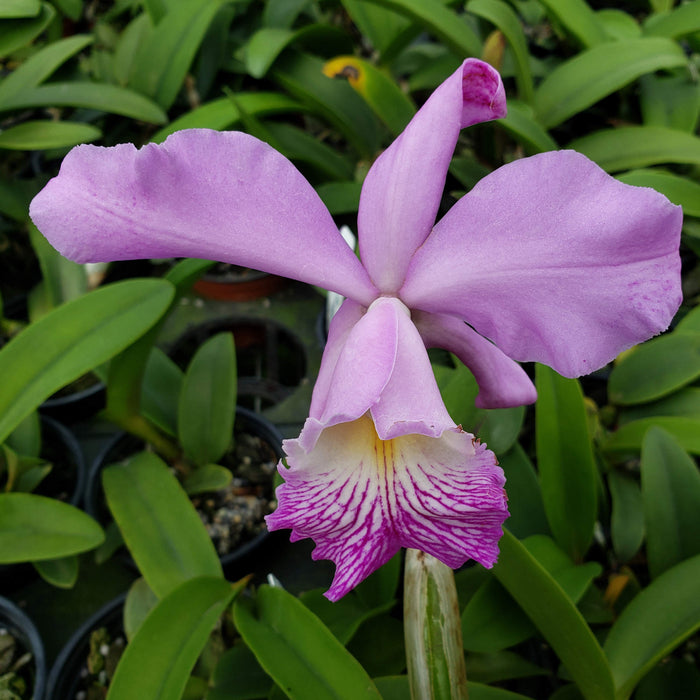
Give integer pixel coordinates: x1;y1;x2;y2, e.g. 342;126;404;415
604;417;700;455
234;585;382;699
108;576;240;700
535;37;686;128
644;1;700;38
537;0;607;48
0;493;104;562
617;169;700;217
604;553;700;699
494;531;615;700
0;279;174;445
0;3;55;57
103;451;222;599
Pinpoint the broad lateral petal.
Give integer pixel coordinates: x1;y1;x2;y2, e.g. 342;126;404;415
358;59;506;293
414;310;537;408
401;150;683;377
316;297;398;428
370;298;456;440
309;299;366;420
266;414;508;601
30;129;377;305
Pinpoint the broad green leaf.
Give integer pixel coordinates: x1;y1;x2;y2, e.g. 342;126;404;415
354;551;402;609
245;25;354;79
537;0;607;48
467;0;534;103
316;181;362;215
494;531;615;700
0;3;55;57
103;451;222;599
233;585;382;699
52;0;81;20
323;55;416;136
1;0;40;18
362;0;481;58
635;658;700;700
0;82;166;123
124;577;159;641
676;305;700;334
0;493;104;562
619;387;700;424
640;427;700;578
534;38;686;129
272;51;380;157
264;0;310;28
604;416;700;455
6;410;41;458
617;169;700;217
608;333;700;405
465;651;546;684
178;332;236;467
0;35;92;103
374;677;536;700
182;464;232;495
639;72;700;132
0;279;174;445
569;126;700;172
347;614;405;677
596;9;642;40
404;550;467;698
498;99;558;154
33;555;78;588
0;119;97;150
141;348;183;437
499;443;549;539
208;644;272;700
108;576;239;700
462;535;601;653
608;470;644;563
151;92;304;143
469;683;539;700
604;553;700;699
340;0;411;56
113;13;151;86
129;0;224;109
535;365;597;560
644;1;700;38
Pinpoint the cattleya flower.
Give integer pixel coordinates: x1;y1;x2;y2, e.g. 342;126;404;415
30;59;682;600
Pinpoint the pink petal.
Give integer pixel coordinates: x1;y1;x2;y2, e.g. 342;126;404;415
357;59;506;293
400;150;683;377
266;414;508;600
29;129;377;304
316;297;455;440
414;311;537;408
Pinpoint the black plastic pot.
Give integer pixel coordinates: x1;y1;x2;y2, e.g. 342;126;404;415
0;595;47;700
45;593;126;700
40;378;106;424
85;407;284;572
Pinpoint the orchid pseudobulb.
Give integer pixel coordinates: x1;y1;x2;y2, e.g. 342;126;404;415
30;59;682;600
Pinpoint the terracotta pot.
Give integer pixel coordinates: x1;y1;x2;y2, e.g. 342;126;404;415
192;266;288;301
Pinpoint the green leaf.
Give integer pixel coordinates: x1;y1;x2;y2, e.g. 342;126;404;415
0;120;101;150
494;531;615;700
182;464;232;495
465;650;547;684
233;585;382;699
619;386;700;424
498;99;558;154
0;279;174;445
316;181;362;215
0;0;40;18
362;0;482;58
537;0;607;48
608;333;700;405
499;443;549;539
128;0;224;109
617;169;700;217
596;9;642;40
639;72;700;132
0;34;92;103
604;553;700;699
52;0;82;20
151;92;304;143
469;682;540;700
141;348;183;437
644;1;700;38
0;3;55;57
0;493;104;562
108;576;239;700
0;82;167;124
6;410;41;458
569;126;700;172
535;365;597;560
123;577;158;641
466;0;534;103
640;427;700;578
608;470;644;563
340;0;411;56
33;554;78;588
534;37;686;129
323;55;416;137
103;451;222;599
272;51;380;157
604;416;700;455
635;658;700;700
208;644;272;700
178;332;236;467
113;13;151;85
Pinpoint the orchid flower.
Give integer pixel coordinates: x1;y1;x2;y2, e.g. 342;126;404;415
30;59;682;600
